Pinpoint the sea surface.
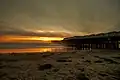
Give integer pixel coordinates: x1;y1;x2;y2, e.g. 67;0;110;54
0;43;74;53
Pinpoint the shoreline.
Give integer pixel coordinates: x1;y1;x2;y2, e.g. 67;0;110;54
0;50;120;80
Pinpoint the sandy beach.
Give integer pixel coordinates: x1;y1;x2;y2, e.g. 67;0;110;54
0;50;120;80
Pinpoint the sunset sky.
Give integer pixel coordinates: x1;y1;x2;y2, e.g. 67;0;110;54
0;0;120;42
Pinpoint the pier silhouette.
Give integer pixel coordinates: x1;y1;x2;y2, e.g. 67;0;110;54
63;31;120;50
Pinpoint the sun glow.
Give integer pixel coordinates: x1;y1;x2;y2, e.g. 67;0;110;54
11;36;63;41
39;37;63;41
0;35;64;43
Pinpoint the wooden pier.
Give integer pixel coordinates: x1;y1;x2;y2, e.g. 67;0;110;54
63;31;120;50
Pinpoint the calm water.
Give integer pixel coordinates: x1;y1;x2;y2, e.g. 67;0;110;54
0;43;74;53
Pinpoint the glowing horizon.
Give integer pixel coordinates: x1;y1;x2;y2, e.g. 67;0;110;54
0;35;64;43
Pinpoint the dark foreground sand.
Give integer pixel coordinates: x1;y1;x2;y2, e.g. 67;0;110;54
0;50;120;80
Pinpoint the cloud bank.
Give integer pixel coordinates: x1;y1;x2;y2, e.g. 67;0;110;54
0;0;120;36
0;21;70;37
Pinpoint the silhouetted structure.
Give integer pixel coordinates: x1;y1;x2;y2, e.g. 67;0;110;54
63;31;120;50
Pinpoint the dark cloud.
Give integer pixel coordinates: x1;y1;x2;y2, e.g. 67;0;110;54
0;21;70;37
0;0;120;35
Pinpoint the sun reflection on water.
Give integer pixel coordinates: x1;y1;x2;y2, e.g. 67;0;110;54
0;47;74;53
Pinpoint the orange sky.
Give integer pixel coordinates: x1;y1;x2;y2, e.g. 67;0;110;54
0;35;64;43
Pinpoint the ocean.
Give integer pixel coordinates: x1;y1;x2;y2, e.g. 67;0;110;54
0;43;74;53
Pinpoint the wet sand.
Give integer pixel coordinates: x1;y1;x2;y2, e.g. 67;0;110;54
0;50;120;80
